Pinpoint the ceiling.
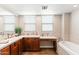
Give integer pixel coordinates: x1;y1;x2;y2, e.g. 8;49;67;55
0;4;79;15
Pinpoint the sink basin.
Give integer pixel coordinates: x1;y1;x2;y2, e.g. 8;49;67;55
0;35;9;44
0;39;9;44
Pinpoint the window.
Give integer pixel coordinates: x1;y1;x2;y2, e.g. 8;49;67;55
4;16;16;32
41;16;53;32
24;16;36;32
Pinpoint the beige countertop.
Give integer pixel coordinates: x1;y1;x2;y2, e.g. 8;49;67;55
0;36;23;50
22;35;40;38
40;36;57;39
0;35;57;50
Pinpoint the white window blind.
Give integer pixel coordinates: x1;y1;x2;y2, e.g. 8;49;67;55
24;16;35;23
24;16;36;32
4;16;15;23
42;16;53;32
25;24;35;31
4;24;15;31
42;24;53;31
42;16;53;23
4;16;15;32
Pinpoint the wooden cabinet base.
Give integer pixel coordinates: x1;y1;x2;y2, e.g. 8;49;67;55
1;46;10;55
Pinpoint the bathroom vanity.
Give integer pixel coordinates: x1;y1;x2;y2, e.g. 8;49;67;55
0;35;57;55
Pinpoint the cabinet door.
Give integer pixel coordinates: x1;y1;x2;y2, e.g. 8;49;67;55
26;38;40;51
11;42;19;55
22;38;28;51
25;38;33;50
1;46;10;55
33;38;40;50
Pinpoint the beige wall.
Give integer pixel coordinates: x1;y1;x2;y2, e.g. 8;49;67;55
36;15;41;35
0;16;4;32
61;13;70;41
54;15;62;37
70;10;79;44
17;15;24;33
64;13;70;41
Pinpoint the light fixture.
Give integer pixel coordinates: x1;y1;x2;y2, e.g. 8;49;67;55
42;5;48;10
73;4;78;7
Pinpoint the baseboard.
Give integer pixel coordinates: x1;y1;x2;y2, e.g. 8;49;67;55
40;46;53;48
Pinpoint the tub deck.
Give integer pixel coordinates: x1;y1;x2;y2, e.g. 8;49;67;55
57;41;79;55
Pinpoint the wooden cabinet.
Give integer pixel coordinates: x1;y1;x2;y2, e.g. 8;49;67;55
1;46;10;55
18;39;23;54
1;39;22;55
10;39;23;55
1;39;23;55
0;36;40;55
33;38;40;50
23;37;40;51
11;41;19;55
53;40;57;51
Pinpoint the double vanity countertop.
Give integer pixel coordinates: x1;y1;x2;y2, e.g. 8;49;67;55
0;35;57;50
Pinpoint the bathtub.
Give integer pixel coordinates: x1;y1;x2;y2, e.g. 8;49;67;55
57;41;79;55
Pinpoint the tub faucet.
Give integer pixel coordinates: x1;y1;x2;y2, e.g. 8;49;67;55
58;37;64;42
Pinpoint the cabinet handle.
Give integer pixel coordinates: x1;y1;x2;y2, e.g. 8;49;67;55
13;42;16;46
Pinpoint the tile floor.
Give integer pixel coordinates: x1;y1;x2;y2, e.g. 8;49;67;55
22;48;57;55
